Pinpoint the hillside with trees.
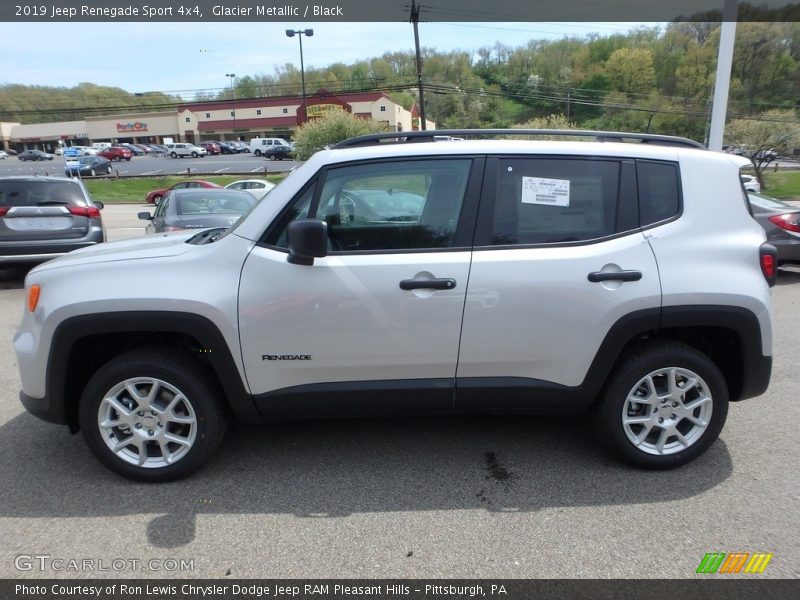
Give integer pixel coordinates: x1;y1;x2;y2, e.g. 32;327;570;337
2;22;798;144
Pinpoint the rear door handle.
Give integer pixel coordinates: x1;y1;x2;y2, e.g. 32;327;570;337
399;278;457;291
588;270;642;283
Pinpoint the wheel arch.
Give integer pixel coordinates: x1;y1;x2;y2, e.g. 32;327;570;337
48;312;260;433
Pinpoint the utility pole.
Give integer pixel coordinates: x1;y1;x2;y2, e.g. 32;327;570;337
411;0;427;131
708;0;738;150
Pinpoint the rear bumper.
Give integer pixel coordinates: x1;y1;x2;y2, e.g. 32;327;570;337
737;354;772;401
0;230;105;263
771;238;800;263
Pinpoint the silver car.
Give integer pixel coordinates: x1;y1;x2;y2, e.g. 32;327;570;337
0;176;105;263
138;188;257;233
748;191;800;264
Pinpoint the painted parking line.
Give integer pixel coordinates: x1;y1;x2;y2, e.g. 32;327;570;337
250;166;269;173
141;170;163;175
214;167;230;173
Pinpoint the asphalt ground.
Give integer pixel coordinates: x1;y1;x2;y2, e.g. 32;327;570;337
0;205;797;579
0;152;299;178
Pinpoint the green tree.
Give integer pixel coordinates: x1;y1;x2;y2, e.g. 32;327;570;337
605;48;656;98
292;110;388;160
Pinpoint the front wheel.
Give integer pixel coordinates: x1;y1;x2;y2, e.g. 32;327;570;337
90;168;97;176
191;151;198;158
593;341;728;469
79;347;228;482
170;152;178;159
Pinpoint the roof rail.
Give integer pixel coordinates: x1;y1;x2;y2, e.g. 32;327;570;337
332;129;706;150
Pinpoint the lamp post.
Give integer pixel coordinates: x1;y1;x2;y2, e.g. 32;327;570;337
226;73;236;141
285;29;313;123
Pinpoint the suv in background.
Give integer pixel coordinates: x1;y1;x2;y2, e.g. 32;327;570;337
1;176;105;263
14;130;775;481
164;143;207;158
199;141;221;155
98;146;132;162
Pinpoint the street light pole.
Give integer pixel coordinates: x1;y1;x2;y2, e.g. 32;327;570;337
286;29;313;123
226;73;236;141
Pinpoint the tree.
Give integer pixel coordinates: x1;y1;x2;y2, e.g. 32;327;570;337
725;109;800;188
291;110;388;160
605;48;656;98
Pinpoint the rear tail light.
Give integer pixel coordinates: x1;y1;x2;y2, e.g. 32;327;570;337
165;226;185;232
768;213;800;233
760;243;778;287
68;205;101;219
0;206;9;216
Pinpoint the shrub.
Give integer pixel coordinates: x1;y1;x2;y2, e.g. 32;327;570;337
292;110;389;160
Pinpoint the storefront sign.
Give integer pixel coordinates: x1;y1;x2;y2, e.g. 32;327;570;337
306;104;344;118
116;121;148;132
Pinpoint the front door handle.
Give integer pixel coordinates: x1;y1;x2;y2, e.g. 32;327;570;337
588;270;642;282
400;278;457;291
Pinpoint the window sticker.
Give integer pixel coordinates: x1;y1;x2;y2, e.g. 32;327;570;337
521;176;570;207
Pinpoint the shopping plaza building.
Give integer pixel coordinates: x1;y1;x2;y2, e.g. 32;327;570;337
0;89;434;152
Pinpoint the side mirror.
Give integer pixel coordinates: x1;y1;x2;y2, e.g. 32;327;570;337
94;201;104;210
287;219;328;265
137;211;153;221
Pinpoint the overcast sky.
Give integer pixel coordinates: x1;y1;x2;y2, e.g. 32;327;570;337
0;22;651;98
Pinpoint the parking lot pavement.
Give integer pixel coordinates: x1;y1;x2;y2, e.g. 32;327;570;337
0;259;797;579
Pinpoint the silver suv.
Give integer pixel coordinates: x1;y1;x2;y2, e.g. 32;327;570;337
14;130;776;481
0;176;105;263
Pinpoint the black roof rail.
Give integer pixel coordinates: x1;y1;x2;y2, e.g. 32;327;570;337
332;129;706;150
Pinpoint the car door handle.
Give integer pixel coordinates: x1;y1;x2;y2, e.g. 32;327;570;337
399;278;457;291
588;270;642;283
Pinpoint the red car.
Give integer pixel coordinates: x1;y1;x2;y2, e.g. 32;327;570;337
199;141;221;155
145;180;221;204
99;146;132;162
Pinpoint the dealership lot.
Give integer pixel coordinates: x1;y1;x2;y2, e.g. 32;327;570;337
0;207;797;578
0;153;298;178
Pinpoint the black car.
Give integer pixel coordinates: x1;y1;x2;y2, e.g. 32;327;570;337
138;188;257;233
262;144;293;160
18;150;54;161
216;141;237;154
65;156;113;177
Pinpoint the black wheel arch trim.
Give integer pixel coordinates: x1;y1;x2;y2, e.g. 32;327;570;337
43;311;260;431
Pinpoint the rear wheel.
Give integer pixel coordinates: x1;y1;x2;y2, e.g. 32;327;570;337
79;347;228;482
254;149;262;157
593;341;728;469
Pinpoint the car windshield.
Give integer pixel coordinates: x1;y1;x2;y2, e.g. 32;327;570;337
176;192;256;215
748;191;795;210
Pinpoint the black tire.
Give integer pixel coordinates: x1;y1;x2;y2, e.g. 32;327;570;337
254;149;262;157
90;168;96;176
593;341;728;469
191;151;198;158
79;347;228;482
125;157;131;161
106;165;112;174
269;154;276;161
170;151;178;159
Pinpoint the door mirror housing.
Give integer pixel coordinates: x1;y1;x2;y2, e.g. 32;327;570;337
137;211;152;221
287;219;328;265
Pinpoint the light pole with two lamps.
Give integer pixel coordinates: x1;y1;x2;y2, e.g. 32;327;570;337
285;29;313;123
225;73;236;141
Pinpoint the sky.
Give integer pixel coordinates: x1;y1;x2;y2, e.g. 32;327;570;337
0;22;652;98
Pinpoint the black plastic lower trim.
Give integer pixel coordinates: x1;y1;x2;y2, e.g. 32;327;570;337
19;391;64;425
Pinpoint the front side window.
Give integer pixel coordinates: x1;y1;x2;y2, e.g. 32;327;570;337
266;159;472;252
484;158;621;246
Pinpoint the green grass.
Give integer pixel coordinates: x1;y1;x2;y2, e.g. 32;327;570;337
761;171;800;199
82;174;287;203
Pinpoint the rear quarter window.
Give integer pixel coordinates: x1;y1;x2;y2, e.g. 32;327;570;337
637;161;680;226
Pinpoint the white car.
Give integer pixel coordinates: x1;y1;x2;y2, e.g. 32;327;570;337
0;150;7;160
14;129;776;481
164;143;207;158
224;179;276;198
741;174;761;193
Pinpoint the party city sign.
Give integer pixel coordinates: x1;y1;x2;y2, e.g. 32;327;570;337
116;121;148;132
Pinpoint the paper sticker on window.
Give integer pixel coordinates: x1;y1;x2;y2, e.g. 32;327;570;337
521;176;570;206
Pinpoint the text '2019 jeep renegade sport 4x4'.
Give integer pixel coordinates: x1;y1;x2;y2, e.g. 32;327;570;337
14;130;775;481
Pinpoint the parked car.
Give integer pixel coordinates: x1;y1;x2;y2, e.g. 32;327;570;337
231;141;249;153
18;150;54;161
98;146;132;162
14;129;776;481
0;176;104;263
118;144;143;156
216;141;237;155
145;179;221;204
139;188;257;233
740;174;761;192
261;144;293;161
0;150;7;159
72;146;99;156
249;137;292;156
164;143;207;158
64;156;113;177
747;191;800;264
224;179;276;197
199;141;221;155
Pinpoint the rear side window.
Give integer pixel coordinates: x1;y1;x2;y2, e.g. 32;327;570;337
484;158;621;245
0;180;87;207
637;161;680;226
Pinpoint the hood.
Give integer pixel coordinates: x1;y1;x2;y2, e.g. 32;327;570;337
32;231;196;272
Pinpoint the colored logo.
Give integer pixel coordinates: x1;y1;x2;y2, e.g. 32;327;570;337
116;122;148;132
696;552;773;574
